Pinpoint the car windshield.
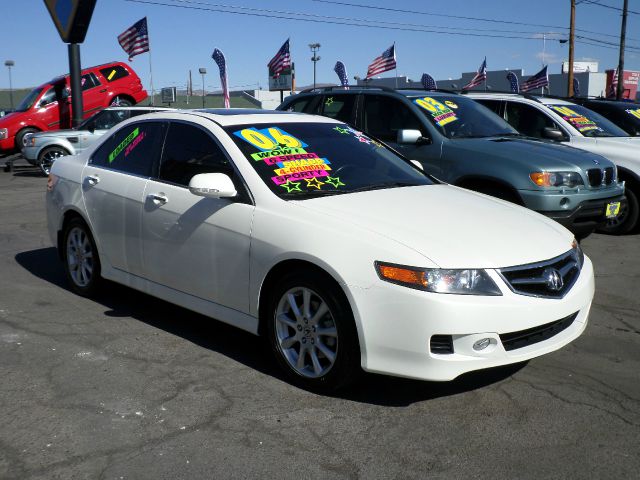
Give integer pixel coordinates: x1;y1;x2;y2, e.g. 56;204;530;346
547;104;630;137
15;87;44;112
226;122;432;199
78;109;150;131
409;95;517;139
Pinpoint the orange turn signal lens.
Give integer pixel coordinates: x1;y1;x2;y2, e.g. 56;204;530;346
530;172;551;187
376;263;428;288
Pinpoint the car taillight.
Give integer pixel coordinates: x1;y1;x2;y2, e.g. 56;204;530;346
47;173;58;192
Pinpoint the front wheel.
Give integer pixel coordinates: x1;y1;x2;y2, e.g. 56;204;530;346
62;218;102;296
598;188;639;235
266;271;360;392
37;146;69;176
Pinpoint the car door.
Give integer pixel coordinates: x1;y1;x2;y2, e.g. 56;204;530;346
504;101;567;141
360;94;443;176
141;120;254;313
81;72;106;118
82;120;166;276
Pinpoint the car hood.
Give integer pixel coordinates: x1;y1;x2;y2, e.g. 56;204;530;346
448;136;612;170
31;129;91;139
294;184;574;269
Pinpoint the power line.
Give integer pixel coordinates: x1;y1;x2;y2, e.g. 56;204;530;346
579;0;640;15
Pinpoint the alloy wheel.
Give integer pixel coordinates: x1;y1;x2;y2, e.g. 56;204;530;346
66;226;94;288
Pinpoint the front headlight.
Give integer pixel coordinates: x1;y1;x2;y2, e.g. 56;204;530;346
375;262;502;296
23;133;35;147
530;171;584;188
0;128;7;140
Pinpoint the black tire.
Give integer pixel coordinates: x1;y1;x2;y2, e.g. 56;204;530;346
15;127;38;151
266;270;361;392
62;218;102;296
598;187;639;235
37;146;69;176
111;96;133;107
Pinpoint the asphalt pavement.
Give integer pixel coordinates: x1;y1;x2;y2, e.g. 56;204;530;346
1;157;639;479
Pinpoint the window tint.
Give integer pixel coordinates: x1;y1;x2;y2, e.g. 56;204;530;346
476;99;502;116
320;95;356;123
90;121;165;176
39;84;69;107
159;122;233;187
286;97;310;113
81;73;101;91
80;109;155;131
363;95;424;142
99;65;130;83
505;102;560;138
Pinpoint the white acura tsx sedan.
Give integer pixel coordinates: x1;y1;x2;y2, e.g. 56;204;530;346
46;109;594;391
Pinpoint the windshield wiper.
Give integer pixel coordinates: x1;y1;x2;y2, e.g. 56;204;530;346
347;181;423;193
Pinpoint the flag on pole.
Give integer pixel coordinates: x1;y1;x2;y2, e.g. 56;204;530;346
609;69;619;97
506;71;519;93
117;17;150;61
334;61;349;89
573;77;580;97
421;73;437;90
366;44;396;79
212;48;230;108
521;66;549;92
463;57;487;90
268;39;291;78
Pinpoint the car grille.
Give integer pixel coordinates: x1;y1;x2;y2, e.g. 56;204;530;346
499;312;578;351
430;335;454;355
587;167;615;187
498;248;583;298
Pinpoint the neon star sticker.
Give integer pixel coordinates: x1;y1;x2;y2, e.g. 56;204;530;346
325;97;334;106
333;126;350;134
305;177;325;190
325;176;345;188
280;180;302;193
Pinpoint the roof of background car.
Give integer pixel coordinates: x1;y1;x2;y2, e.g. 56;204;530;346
156;109;342;127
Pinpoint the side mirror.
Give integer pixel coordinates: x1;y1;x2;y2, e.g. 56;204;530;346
397;129;432;145
188;173;237;198
542;127;565;141
410;160;424;171
87;123;95;134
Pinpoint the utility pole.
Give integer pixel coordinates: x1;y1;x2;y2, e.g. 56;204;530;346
199;67;207;108
616;0;629;100
568;0;576;97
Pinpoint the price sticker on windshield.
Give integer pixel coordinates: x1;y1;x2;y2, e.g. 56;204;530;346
414;97;458;127
550;106;601;133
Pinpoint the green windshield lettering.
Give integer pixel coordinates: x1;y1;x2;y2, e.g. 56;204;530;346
109;128;140;163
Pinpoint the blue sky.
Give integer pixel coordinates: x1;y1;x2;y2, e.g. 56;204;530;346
3;0;639;92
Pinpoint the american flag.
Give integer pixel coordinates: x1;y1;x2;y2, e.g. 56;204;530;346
366;44;396;79
421;73;437;90
334;61;349;89
117;17;150;62
463;57;487;90
609;69;619;97
521;66;549;92
573;77;580;97
268;39;291;78
212;48;230;108
506;71;519;93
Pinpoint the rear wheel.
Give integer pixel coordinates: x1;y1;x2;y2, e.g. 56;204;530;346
37;146;69;176
598;187;639;235
62;218;102;296
266;271;360;392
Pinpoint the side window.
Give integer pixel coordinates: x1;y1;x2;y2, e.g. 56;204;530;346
39;87;57;107
320;95;356;123
286;97;310;113
475;99;502;116
159;122;233;187
505;102;560;139
90;121;165;176
363;95;424;142
99;66;130;83
81;73;101;91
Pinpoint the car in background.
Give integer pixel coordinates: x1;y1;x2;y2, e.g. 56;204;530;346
0;61;147;155
23;106;170;175
468;92;640;234
278;87;625;239
46;109;594;391
0;108;13;118
570;98;640;137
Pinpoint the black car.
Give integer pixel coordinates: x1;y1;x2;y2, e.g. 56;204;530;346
571;98;640;136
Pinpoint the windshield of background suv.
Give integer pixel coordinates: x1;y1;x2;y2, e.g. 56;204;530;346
15;87;44;112
547;104;629;137
226;122;432;199
78;109;153;131
410;95;517;139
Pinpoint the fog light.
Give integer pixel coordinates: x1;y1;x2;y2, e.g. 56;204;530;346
473;338;491;351
560;197;570;208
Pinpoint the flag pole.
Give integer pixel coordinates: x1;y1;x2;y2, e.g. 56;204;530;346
148;49;155;106
394;42;398;89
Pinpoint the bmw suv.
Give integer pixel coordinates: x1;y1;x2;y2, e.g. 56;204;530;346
278;87;625;239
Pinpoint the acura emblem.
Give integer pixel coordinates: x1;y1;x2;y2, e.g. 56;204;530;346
543;268;564;291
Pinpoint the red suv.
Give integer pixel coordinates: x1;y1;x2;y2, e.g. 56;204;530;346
0;61;147;154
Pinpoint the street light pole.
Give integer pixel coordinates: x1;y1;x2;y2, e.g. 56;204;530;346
4;60;14;109
199;67;207;108
567;0;576;97
309;43;321;90
616;0;629;100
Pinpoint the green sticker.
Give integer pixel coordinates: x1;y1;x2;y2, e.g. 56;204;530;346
109;128;139;163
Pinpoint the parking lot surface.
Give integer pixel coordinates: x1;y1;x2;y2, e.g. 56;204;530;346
1;157;639;479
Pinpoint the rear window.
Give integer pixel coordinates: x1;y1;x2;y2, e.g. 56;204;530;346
99;66;130;83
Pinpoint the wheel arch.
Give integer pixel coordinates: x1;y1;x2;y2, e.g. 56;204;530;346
109;93;136;106
454;175;525;205
57;209;95;260
618;166;640;193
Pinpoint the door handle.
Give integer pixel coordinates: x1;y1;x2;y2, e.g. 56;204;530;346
99;89;107;93
148;193;168;205
85;175;100;186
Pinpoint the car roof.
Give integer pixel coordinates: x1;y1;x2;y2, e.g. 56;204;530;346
292;87;459;98
465;91;575;106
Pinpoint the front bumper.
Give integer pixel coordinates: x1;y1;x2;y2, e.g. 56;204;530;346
0;136;15;154
21;145;39;164
348;256;594;381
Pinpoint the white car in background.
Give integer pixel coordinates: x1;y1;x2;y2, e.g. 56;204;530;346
469;92;640;234
22;106;169;175
46;109;594;391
